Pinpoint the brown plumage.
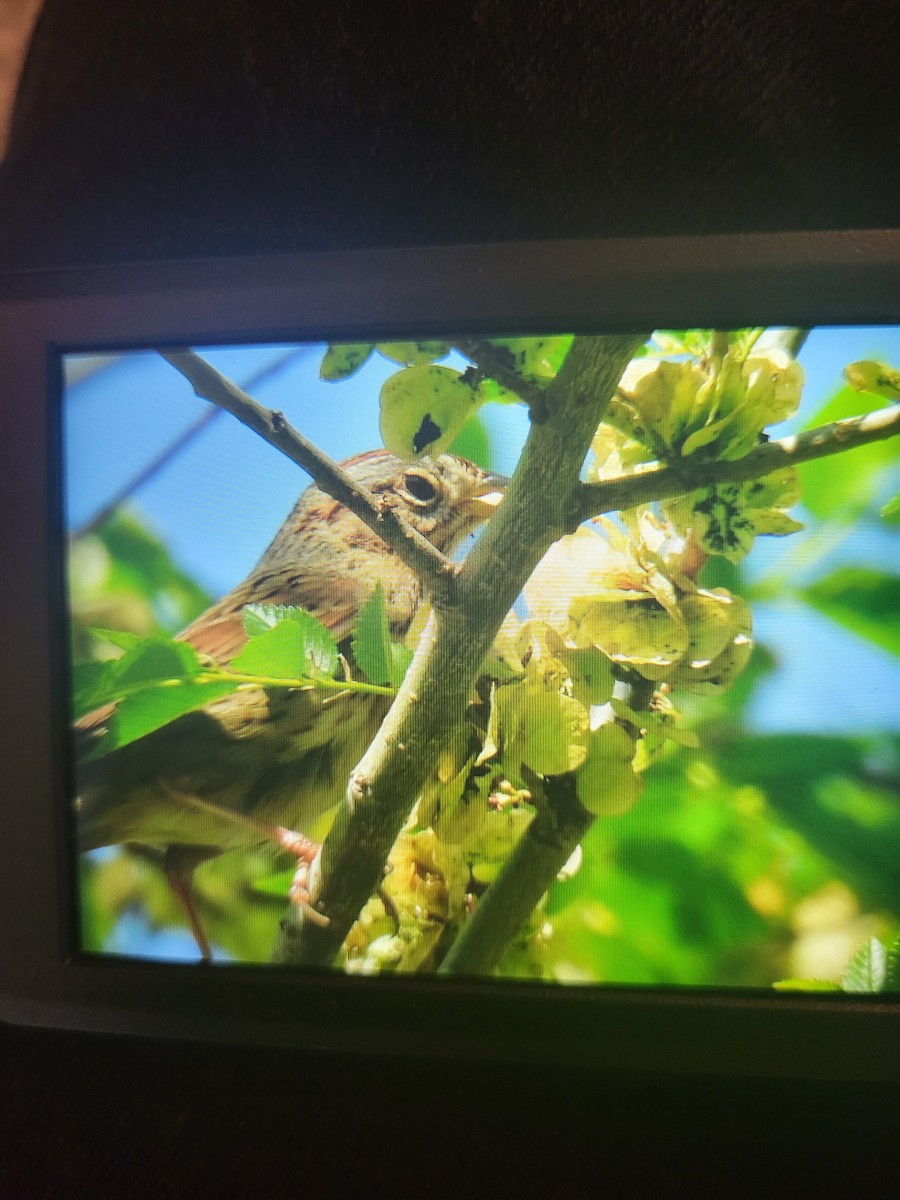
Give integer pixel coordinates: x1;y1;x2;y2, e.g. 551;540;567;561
74;451;504;952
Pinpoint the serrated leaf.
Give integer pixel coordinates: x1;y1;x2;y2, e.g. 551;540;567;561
319;343;374;381
232;608;338;679
803;568;900;656
841;936;887;994
771;979;843;993
351;585;412;688
243;602;301;638
352;584;393;686
886;934;900;991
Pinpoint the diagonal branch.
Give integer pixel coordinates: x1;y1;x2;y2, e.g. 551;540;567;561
158;349;458;602
576;403;900;522
74;348;312;539
274;333;650;966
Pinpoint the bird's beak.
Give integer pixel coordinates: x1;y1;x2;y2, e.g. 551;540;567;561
462;470;508;518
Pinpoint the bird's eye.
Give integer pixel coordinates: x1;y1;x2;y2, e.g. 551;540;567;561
402;472;439;505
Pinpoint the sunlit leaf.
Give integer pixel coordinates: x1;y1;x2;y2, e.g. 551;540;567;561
319;343;374;380
376;341;451;366
352;584;410;688
232;606;338;679
772;978;842;992
89;628;144;652
841;936;887;993
380;365;480;460
886;934;900;992
844;360;900;402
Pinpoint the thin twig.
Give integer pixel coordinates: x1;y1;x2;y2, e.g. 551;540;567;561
73;347;313;539
577;403;900;523
158;349;457;602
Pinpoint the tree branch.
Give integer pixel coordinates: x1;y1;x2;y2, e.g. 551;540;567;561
75;348;314;539
440;776;593;977
158;350;458;602
274;333;650;966
577;402;900;522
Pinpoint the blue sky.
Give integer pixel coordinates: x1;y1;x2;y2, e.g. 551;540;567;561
63;329;900;734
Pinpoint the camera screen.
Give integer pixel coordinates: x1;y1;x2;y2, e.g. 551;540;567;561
63;330;900;994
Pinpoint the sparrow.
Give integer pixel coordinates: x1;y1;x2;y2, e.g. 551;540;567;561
74;450;505;957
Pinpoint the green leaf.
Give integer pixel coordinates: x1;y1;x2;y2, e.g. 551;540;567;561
881;491;900;524
105;679;241;754
376;341;451;366
319;343;374;381
844;360;900;402
75;636;241;754
111;637;201;686
71;660;118;719
89;628;144;652
448;413;491;470
841;936;887;994
772;979;842;992
352;585;392;686
242;602;299;638
484;336;573;383
232;606;338;680
886;934;900;991
380;364;480;460
803;567;900;656
351;584;410;688
476;378;522;406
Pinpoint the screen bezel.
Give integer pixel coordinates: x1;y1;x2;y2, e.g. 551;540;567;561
1;231;899;1080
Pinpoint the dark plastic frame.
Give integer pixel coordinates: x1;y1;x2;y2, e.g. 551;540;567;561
1;232;898;1080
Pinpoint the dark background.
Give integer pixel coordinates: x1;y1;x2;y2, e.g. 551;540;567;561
1;1;899;1194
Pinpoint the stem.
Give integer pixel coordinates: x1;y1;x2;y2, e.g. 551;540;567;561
78;667;394;719
74;348;313;539
440;777;593;976
274;333;649;966
158;350;457;602
577;403;900;521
